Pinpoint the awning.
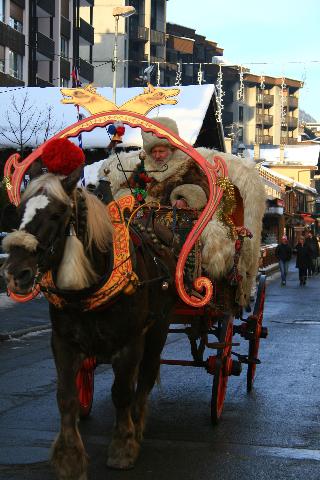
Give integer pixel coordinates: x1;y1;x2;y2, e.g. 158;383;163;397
300;214;315;224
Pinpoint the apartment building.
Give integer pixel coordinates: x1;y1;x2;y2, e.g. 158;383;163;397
90;0;167;88
165;22;223;86
223;74;301;149
0;0;94;87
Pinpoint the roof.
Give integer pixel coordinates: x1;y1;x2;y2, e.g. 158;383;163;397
247;144;320;167
258;165;317;194
0;85;223;151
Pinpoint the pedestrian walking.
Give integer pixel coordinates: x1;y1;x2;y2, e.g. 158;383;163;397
304;231;319;276
275;235;292;286
296;237;313;286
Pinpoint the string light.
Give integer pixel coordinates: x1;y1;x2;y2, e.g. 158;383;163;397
236;65;244;102
215;64;225;124
197;63;203;85
280;76;287;126
175;62;182;86
156;62;160;87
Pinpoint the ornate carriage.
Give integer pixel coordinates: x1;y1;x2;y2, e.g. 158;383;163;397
3;84;268;425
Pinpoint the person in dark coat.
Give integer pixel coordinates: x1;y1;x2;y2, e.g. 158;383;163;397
304;231;319;275
275;235;292;286
296;237;313;286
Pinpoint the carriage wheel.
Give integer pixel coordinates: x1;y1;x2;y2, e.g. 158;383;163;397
247;275;267;392
211;315;234;425
76;357;96;418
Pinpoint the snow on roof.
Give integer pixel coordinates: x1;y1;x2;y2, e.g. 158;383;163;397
258;165;317;194
0;84;216;150
247;144;320;166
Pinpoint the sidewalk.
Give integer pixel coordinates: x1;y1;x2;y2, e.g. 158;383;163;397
0;293;50;341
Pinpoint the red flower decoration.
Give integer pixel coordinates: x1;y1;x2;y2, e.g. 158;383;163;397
116;126;125;136
42;138;85;176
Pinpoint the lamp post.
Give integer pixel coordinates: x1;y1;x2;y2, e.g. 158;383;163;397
112;5;136;104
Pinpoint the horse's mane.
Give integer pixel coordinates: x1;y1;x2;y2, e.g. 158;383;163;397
23;173;113;252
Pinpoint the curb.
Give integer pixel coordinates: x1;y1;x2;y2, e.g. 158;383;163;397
0;324;51;342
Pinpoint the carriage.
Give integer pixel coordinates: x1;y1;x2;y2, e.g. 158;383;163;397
2;85;268;478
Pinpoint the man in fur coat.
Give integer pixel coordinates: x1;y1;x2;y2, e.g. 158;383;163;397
99;116;266;308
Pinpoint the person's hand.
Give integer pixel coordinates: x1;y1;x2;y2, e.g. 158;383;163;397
172;198;188;209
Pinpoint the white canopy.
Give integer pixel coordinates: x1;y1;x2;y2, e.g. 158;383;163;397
0;84;219;150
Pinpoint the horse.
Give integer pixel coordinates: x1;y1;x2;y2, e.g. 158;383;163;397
2;165;177;480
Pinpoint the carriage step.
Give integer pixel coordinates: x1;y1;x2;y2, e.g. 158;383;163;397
231;352;261;365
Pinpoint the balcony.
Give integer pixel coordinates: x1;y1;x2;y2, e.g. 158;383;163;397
0;21;25;55
60;57;70;79
61;16;71;39
256;93;274;106
37;0;55;17
79;58;94;82
255;135;273;145
286;116;298;129
281;136;298;145
150;29;165;45
256;114;273;126
288;96;298;109
36;32;55;60
150;55;165;64
0;71;24;86
130;25;149;42
79;18;94;45
36;76;54;87
130;50;148;63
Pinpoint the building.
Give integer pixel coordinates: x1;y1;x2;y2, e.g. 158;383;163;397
223;74;301;151
164;22;223;87
90;0;168;89
0;0;94;87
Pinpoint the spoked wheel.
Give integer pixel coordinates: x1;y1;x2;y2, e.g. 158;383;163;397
76;356;97;418
210;315;234;425
247;275;267;392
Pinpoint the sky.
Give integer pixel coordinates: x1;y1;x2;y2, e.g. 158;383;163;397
167;0;320;122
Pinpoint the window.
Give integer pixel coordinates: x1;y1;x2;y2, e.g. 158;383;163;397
0;45;4;72
238;126;244;141
61;36;69;59
9;50;23;79
61;0;69;19
9;2;23;32
239;106;243;122
60;77;69;87
0;0;4;22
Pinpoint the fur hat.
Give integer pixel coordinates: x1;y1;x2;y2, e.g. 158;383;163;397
142;117;179;154
42;138;85;176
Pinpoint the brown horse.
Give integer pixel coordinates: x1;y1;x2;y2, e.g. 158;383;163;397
2;166;177;480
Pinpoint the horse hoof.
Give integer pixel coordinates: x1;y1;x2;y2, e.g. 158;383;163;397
107;457;135;470
107;439;140;470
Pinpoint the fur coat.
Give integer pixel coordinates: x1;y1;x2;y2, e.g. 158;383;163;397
98;148;266;307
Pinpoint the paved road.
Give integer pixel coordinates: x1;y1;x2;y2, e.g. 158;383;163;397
0;264;319;480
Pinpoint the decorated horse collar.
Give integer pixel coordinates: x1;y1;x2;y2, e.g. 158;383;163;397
40;195;138;312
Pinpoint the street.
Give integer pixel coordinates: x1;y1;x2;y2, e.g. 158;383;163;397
0;265;319;480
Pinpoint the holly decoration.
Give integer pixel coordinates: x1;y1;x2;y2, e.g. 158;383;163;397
130;159;152;204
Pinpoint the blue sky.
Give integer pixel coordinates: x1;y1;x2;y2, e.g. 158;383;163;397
167;0;320;121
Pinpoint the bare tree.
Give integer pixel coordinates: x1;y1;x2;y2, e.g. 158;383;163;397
0;92;65;157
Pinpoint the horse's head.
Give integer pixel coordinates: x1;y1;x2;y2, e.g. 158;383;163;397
2;167;82;294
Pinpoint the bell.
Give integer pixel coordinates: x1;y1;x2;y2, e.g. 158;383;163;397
161;281;169;290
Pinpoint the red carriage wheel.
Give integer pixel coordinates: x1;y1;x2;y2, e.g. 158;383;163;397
210;315;234;425
76;357;97;418
247;275;267;392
